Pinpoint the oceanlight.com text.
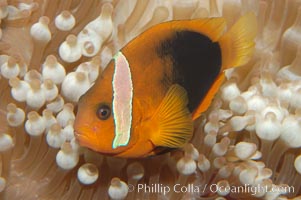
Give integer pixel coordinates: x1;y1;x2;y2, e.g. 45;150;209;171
127;183;295;196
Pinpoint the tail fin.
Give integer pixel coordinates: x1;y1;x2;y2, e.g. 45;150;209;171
219;12;257;70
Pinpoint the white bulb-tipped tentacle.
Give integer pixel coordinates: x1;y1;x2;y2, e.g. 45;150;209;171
42;55;66;84
61;72;91;102
77;163;99;185
55;11;76;31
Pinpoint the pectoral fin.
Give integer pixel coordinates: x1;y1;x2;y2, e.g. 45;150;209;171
149;84;193;148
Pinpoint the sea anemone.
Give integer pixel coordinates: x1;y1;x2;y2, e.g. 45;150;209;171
0;0;301;199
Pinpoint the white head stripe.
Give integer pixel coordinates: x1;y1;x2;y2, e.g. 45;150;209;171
112;51;133;149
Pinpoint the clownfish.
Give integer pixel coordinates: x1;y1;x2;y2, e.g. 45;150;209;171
74;13;257;158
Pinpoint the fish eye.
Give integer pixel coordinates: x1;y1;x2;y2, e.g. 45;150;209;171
96;104;111;120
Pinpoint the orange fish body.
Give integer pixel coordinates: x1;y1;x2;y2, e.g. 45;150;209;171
74;13;257;158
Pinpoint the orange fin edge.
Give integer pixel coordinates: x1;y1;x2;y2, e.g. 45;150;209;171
192;73;226;120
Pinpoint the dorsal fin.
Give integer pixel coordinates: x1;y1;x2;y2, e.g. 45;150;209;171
171;17;226;42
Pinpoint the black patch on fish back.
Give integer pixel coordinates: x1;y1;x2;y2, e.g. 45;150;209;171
157;30;222;111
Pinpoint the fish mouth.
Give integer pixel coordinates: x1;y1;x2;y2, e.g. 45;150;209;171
74;128;135;155
74;131;81;139
74;131;91;147
74;131;104;153
74;131;124;156
74;130;153;158
74;132;85;142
